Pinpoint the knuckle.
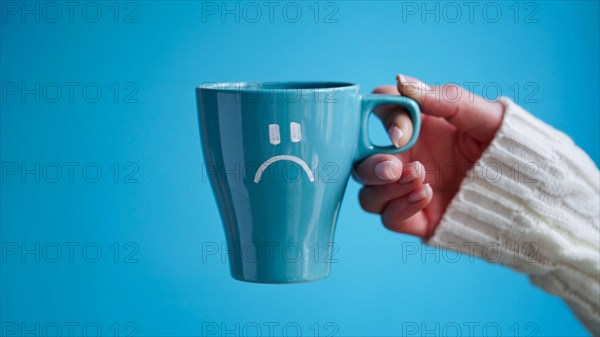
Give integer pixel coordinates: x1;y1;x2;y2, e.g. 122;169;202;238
351;167;363;184
359;187;387;214
358;188;374;213
381;213;398;232
353;161;371;184
380;201;399;230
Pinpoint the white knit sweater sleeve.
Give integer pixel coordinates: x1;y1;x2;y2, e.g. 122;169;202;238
428;97;600;336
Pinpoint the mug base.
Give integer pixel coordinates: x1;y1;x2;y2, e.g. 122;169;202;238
231;274;330;284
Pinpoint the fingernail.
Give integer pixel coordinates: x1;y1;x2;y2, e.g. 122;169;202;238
375;160;397;181
397;74;431;92
415;161;426;182
396;74;408;85
407;183;432;203
388;126;403;148
402;161;422;183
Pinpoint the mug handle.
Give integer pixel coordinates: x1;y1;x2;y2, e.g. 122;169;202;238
355;95;421;161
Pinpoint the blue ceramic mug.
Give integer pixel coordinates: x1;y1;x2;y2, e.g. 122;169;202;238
196;82;421;283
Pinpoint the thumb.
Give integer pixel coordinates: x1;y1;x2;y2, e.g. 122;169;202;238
396;74;504;143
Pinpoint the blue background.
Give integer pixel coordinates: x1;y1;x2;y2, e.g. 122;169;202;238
1;1;598;336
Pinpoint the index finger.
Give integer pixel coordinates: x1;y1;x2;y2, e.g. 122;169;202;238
396;74;504;143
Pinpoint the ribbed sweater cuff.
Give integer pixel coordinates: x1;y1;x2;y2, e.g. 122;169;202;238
427;97;600;335
428;97;599;269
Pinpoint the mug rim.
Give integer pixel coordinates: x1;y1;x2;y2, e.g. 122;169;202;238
196;81;358;92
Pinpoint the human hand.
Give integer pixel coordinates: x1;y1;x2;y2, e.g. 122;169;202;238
353;74;504;238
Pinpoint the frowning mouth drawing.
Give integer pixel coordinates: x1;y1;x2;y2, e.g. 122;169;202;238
253;122;315;183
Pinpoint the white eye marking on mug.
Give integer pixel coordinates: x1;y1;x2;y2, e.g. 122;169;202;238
290;122;301;142
268;124;281;145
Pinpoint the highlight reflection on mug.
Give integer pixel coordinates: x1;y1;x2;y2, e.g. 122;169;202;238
253;122;315;183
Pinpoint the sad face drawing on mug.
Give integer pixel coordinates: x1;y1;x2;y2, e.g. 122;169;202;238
253;122;315;184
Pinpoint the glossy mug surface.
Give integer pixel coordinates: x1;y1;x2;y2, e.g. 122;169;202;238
196;82;421;283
